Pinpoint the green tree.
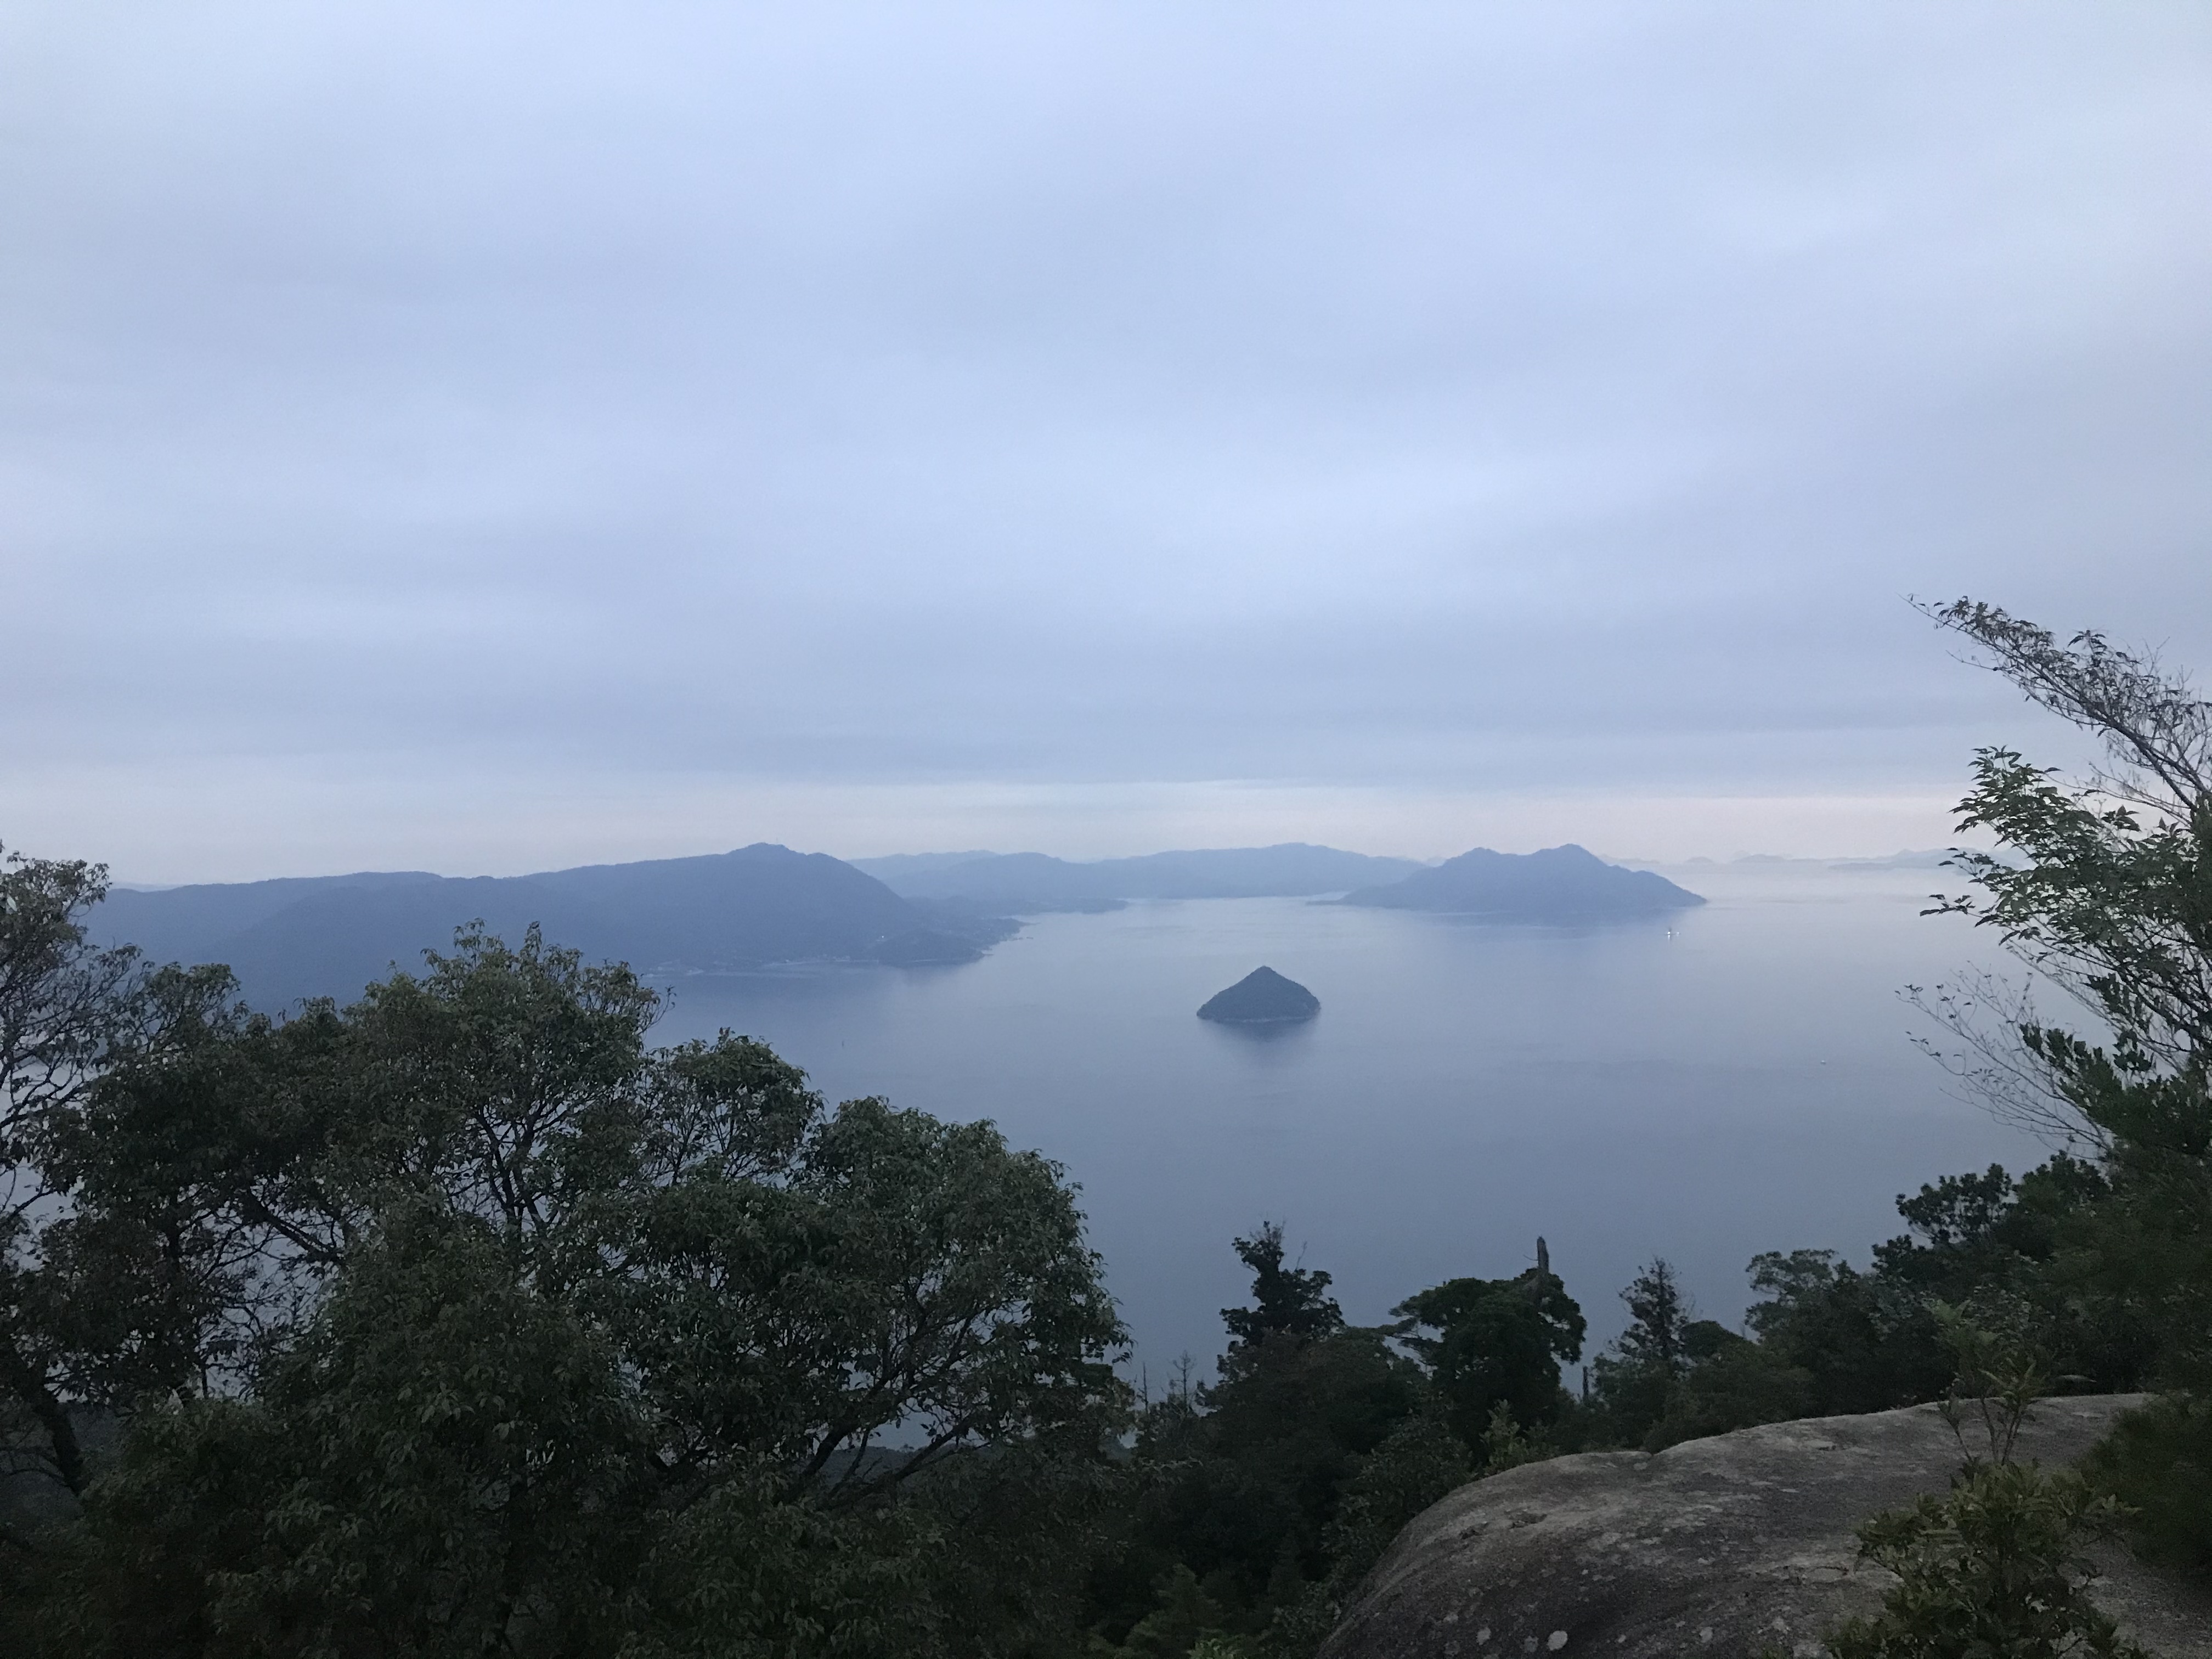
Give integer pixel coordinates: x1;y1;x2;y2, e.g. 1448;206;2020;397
1260;1408;1471;1659
1390;1250;1583;1461
1635;1147;2149;1455
1221;1224;1344;1349
1644;1322;1813;1452
1916;599;2212;1571
1872;1158;2151;1396
1097;1230;1430;1655
3;845;151;1510
1585;1257;1694;1445
1615;1256;1690;1373
1743;1248;1948;1417
9;919;1128;1657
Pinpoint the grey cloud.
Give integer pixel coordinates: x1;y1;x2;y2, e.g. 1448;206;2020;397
3;3;2208;867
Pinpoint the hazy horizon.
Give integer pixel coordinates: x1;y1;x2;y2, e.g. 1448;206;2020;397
92;836;1984;891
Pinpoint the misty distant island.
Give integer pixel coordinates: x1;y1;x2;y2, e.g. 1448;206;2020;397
86;844;1014;1007
863;842;1702;924
88;840;1705;1009
855;843;1424;913
1198;966;1321;1025
1336;843;1704;919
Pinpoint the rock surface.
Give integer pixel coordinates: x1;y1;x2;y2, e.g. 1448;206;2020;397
1321;1395;2210;1659
1197;966;1321;1024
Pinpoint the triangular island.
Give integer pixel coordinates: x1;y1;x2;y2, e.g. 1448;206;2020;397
1197;966;1320;1025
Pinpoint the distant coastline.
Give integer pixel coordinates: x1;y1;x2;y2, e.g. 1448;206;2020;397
88;839;1718;1010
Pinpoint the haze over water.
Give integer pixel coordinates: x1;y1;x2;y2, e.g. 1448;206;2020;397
648;861;2049;1374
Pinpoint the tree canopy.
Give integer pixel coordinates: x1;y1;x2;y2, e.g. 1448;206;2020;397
2;891;1127;1656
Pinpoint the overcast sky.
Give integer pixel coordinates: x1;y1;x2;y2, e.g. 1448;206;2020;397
5;3;2208;881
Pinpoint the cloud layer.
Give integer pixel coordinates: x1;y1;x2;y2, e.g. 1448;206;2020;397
5;3;2208;877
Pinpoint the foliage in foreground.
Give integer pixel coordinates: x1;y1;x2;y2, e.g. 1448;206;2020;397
1917;600;2212;1575
1576;603;2212;1590
1;879;1127;1657
1822;1313;2148;1659
1827;1458;2144;1659
1082;1224;1502;1655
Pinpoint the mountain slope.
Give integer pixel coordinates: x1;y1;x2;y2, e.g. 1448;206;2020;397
1338;844;1704;918
91;870;446;964
1197;966;1321;1025
88;845;977;1007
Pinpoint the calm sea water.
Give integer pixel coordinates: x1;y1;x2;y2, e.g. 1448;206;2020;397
647;865;2048;1377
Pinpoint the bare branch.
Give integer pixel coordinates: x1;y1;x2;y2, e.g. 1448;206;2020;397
1901;973;2108;1150
1920;597;2212;815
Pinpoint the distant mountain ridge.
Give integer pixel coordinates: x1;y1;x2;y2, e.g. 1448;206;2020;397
1338;844;1704;918
88;845;1009;1008
87;840;1700;1011
854;843;1424;912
